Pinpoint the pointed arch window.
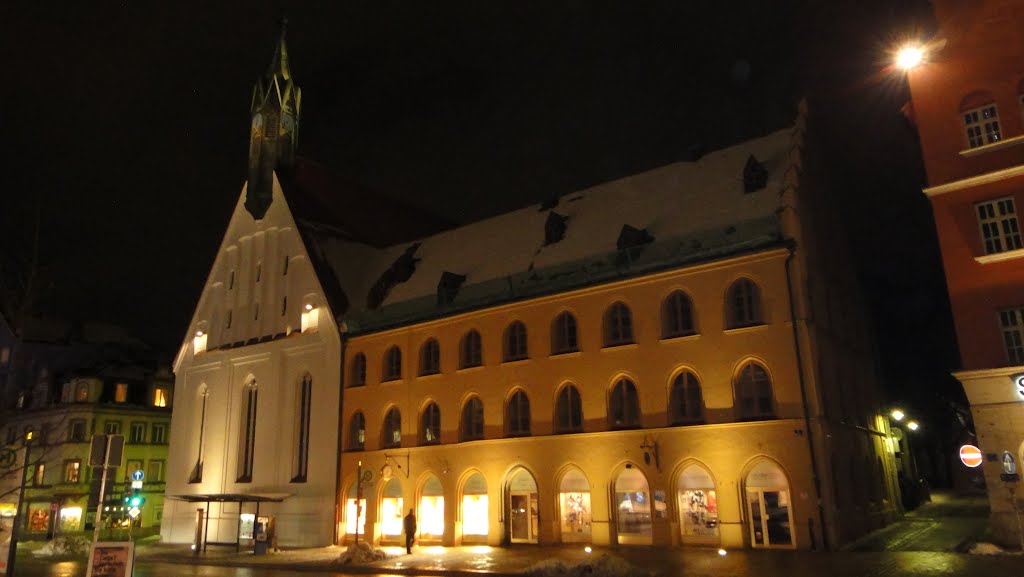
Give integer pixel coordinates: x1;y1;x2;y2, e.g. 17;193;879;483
419;339;441;376
422;402;441;445
504;321;528;362
383;346;402;382
727;278;762;329
237;379;258;483
382;407;402;448
350;411;366;451
292;373;312;482
603;302;634;347
349;353;367;387
188;386;208;483
608;378;641;429
507;390;531;437
669;371;703;425
551;312;579;355
461;397;484;442
735;362;775;420
555;384;583;434
662;291;696;338
460;330;483;368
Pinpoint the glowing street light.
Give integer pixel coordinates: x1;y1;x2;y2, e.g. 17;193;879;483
891;409;905;421
896;44;924;70
907;421;920;431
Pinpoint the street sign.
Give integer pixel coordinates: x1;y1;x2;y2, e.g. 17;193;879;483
130;469;144;482
1003;451;1017;475
128;507;141;519
131;480;142;489
959;444;983;468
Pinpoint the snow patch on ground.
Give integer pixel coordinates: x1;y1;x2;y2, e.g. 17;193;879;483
968;542;1023;555
527;554;649;577
336;542;391;564
31;535;92;557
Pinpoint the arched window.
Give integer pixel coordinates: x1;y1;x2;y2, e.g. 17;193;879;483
419;339;441;376
460;330;483;368
669;370;703;425
504;321;528;362
189;385;208;483
551;312;578;355
555;384;583;433
461;397;484;442
292;373;313;482
608;378;641;429
349;411;365;451
662;291;696;338
382;346;402;382
960;92;1001;148
349;353;366;387
382;407;402;448
726;278;762;329
506;390;531;437
237;378;258;482
734;362;774;420
422;402;441;444
603;302;634;347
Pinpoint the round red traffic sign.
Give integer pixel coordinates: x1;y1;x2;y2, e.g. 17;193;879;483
959;445;983;468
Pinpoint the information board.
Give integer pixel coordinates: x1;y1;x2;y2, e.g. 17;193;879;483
85;541;134;577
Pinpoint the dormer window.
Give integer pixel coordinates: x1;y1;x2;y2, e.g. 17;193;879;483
963;102;1000;148
115;383;128;403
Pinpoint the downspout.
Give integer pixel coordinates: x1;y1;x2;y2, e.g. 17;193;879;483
784;242;828;551
333;322;349;545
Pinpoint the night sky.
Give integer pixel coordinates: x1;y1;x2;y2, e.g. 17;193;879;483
3;2;962;423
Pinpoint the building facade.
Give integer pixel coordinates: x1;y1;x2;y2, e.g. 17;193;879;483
163;30;899;551
905;0;1024;547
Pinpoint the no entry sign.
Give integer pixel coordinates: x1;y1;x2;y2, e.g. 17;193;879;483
959;445;983;468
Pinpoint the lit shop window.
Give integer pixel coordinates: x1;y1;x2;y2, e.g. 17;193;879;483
345;482;366;536
614;468;652;538
677;464;719;540
380;478;404;538
59;507;83;532
461;473;489;537
419;476;444;538
559;468;591;542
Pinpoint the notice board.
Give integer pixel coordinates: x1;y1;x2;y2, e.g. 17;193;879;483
86;541;134;577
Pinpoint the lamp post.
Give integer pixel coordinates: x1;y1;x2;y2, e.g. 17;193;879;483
6;431;34;577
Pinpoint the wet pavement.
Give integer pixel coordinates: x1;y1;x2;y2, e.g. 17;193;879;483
847;491;991;552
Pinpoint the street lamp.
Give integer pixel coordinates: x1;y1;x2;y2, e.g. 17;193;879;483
891;409;905;421
907;421;920;431
896;44;924;70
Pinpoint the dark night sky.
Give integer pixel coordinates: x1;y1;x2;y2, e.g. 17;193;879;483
3;2;963;419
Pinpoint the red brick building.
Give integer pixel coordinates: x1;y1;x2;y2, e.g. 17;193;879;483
906;0;1024;547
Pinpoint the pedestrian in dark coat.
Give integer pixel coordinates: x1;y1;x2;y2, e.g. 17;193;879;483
404;508;417;554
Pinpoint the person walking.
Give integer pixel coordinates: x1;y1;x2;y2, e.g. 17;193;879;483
403;508;417;554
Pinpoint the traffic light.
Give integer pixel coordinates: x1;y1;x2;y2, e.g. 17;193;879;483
129;488;145;508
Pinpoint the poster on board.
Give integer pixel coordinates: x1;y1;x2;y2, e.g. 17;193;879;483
85;541;134;577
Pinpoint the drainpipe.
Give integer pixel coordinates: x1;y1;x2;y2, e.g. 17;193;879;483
784;242;828;551
333;322;349;545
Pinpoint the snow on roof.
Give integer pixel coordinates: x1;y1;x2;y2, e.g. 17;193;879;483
321;127;797;333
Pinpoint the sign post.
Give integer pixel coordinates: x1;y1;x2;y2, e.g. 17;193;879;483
89;435;124;543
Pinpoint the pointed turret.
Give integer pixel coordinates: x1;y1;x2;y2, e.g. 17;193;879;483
246;20;301;220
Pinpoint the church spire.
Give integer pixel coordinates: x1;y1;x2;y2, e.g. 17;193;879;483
245;19;301;220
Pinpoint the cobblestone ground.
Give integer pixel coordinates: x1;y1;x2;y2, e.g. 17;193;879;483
848;491;992;552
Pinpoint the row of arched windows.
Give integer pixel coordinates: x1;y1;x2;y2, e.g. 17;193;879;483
347;361;775;451
348;279;764;386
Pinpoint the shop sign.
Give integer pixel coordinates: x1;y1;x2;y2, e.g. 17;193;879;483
959;445;983;468
86;541;134;577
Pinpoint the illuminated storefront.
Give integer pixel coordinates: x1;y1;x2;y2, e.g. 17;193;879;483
614;468;651;544
676;464;719;543
461;472;488;541
744;461;794;548
59;507;83;532
28;506;50;532
345;482;366;537
379;477;404;539
558;468;591;543
419;475;444;540
506;468;539;543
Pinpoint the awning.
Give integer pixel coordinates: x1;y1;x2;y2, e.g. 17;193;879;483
168;493;289;503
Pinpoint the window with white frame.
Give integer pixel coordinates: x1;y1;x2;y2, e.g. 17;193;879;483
129;422;146;443
151;422;167;444
976;197;1023;255
963;103;1001;148
999;306;1024;365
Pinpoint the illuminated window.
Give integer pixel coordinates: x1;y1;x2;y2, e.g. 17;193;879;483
461;397;484;442
68;419;86;443
147;459;165;482
614;468;651;538
104;420;121;435
506;390;531;437
504;321;528;362
419;475;445;538
129;422;146;444
75;382;90;402
419;339;441;376
735;362;775;420
976;197;1022;255
999;306;1024;365
422;402;441;445
349;411;366;450
32;463;45;486
461;473;489;537
153;387;169;407
349;353;367;387
726;278;762;329
551;312;578;355
963;103;1001;148
383;407;402;448
662;291;696;338
559;468;592;543
603;302;634;347
608;378;641;429
63;460;81;483
292;373;312;482
382;346;402;382
669;371;703;425
677;464;718;540
152;422;167;444
345;482;366;536
460;330;483;368
115;383;128;403
237;380;258;482
380;478;404;537
555;384;583;433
